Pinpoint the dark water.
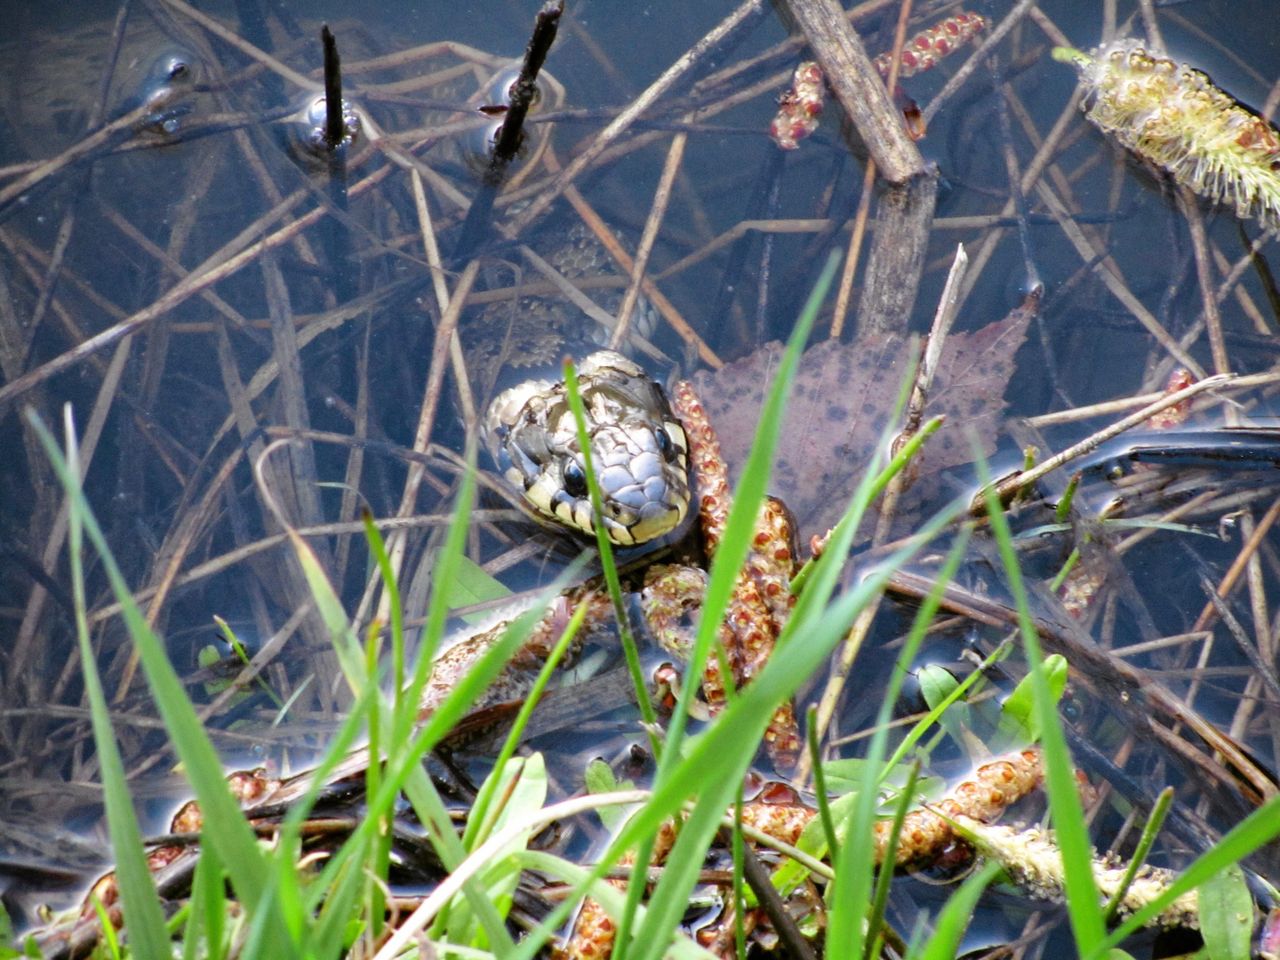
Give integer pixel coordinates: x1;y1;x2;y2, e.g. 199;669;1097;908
1;0;1279;949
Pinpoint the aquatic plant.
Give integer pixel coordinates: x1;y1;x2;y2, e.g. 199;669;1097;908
1054;40;1280;228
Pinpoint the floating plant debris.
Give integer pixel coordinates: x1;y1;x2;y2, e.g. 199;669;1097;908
1054;40;1280;228
872;11;987;79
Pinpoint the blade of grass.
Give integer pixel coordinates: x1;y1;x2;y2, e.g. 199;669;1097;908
866;760;921;958
518;851;718;960
611;248;840;960
302;562;592;956
800;343;925;958
399;438;482;741
910;862;1001;960
1095;792;1280;953
29;409;285;943
501;486;962;960
862;531;974;954
183;845;226;960
563;355;666;960
462;596;592;851
806;705;840;856
431;599;587;943
1102;786;1174;924
623;495;965;960
563;357;660;744
980;455;1104;953
62;409;170;960
283;462;521;955
826;521;971;957
658;248;840;772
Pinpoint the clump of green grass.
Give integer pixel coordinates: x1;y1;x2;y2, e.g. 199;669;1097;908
14;253;1280;960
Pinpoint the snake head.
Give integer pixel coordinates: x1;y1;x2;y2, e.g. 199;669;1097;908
484;351;691;546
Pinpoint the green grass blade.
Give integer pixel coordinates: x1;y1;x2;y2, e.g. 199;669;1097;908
563;358;659;741
287;470;523;954
911;862;1001;960
399;439;481;742
866;760;921;957
826;516;969;957
360;510;405;699
621;501;961;960
980;458;1105;953
60;411;170;960
1095;792;1280;952
184;845;226;960
461;597;590;852
607;249;841;960
517;852;716;960
656;248;840;773
28;410;286;944
1101;786;1173;924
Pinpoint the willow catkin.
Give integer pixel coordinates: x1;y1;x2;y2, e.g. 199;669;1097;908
1054;40;1280;228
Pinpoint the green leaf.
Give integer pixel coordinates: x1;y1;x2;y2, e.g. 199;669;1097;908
585;758;619;795
1198;864;1253;960
993;653;1068;750
819;758;944;807
446;754;549;947
919;663;971;743
585;760;635;831
444;553;513;623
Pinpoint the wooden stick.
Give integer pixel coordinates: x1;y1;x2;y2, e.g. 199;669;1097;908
774;0;925;184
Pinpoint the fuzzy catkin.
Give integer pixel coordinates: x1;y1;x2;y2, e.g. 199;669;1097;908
956;816;1201;930
1054;40;1280;228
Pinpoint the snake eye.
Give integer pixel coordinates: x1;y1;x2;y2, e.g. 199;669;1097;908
562;460;588;499
656;426;675;462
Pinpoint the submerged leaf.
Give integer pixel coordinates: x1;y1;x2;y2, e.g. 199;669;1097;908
690;305;1033;540
1199;864;1253;960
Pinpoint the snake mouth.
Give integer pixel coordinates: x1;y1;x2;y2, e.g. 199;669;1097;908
613;499;689;546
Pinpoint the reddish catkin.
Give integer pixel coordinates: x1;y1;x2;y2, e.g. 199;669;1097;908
873;12;987;79
1055;40;1280;227
769;61;825;151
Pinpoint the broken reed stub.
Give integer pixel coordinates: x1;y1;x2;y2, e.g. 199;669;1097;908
1054;40;1280;229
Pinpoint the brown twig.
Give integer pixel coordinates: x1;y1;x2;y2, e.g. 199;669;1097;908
508;0;767;236
774;0;925;184
453;1;564;257
982;373;1236;508
610;132;686;351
